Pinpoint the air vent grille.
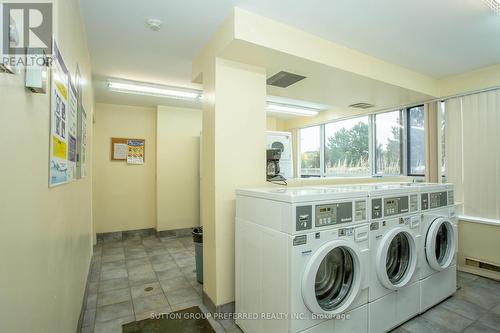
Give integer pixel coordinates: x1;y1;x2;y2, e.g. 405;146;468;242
465;257;500;273
349;102;375;109
267;71;306;88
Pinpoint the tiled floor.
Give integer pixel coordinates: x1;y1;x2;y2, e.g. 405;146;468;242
82;234;500;333
82;234;235;333
392;271;500;333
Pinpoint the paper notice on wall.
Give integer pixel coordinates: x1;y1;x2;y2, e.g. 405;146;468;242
67;82;78;181
113;143;128;160
80;107;87;178
127;139;145;165
49;41;70;187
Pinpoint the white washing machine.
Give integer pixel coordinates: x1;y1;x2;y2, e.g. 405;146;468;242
235;187;370;333
365;184;422;333
418;183;457;312
267;131;293;178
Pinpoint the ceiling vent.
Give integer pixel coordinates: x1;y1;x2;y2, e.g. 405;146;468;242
267;71;306;88
349;102;375;109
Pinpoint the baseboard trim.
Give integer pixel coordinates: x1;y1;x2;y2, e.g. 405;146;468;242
76;259;92;333
202;291;235;316
96;227;195;244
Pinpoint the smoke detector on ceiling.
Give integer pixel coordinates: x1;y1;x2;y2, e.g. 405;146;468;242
349;102;375;109
146;19;163;31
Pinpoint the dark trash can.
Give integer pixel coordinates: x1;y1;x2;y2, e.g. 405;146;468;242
192;227;203;284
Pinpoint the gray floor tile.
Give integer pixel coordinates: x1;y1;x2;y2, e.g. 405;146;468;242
131;281;163;299
462;322;500;333
128;270;158;286
170;298;204;311
98;277;129;293
87;281;98;294
86;293;97;310
149;254;174;265
402;316;455;333
471;278;500;294
492;304;500;316
133;293;169;315
152;260;178;272
101;253;126;263
159;276;191;292
94;315;135;333
146;248;170;256
124;249;148;260
127;263;155;276
81;325;94;333
422;305;474;332
171;251;193;260
156;267;184;280
102;247;124;256
440;296;488;320
101;260;126;271
126;258;151;269
83;308;96;328
100;267;128;281
102;242;123;249
97;287;131;307
95;301;134;323
477;312;500;331
456;283;499;310
166;287;200;306
175;257;196;268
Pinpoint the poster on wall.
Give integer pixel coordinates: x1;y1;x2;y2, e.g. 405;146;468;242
49;41;69;187
67;82;78;181
127;139;145;165
79;105;88;178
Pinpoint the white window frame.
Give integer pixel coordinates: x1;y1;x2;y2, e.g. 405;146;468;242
297;107;422;178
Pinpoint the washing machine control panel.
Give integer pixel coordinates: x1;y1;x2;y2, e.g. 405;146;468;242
315;201;353;227
384;196;409;217
429;191;448;209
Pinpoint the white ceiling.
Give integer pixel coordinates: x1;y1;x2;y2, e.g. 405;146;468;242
81;0;500;106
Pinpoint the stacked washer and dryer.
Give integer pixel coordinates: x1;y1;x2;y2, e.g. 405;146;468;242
234;183;458;333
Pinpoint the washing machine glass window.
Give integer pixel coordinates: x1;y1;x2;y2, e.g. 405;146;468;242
386;233;411;284
426;218;455;271
315;247;354;311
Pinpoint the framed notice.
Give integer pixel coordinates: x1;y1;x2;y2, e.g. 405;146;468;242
127;139;145;165
49;41;69;187
111;138;128;160
111;138;145;164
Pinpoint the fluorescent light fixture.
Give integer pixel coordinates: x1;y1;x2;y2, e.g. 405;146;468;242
107;80;202;101
266;102;320;117
484;0;500;15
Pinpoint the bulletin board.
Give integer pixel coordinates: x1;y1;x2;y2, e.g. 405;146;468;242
111;138;146;164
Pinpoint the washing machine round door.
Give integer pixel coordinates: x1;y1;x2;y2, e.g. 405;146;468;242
302;240;362;315
376;227;417;290
425;217;456;271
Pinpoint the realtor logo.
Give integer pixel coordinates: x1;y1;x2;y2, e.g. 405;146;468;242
2;2;52;55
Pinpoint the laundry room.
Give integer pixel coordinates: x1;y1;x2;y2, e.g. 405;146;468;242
1;1;500;333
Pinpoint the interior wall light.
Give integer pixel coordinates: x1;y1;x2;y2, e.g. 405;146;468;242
266;102;320;117
484;0;500;15
107;80;203;101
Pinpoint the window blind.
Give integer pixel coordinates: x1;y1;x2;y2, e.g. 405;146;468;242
445;90;500;220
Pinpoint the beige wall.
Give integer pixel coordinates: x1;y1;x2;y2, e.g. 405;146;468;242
0;0;94;331
157;105;202;231
93;103;157;233
458;220;500;281
199;58;267;306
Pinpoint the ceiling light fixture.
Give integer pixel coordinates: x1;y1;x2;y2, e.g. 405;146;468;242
146;18;163;31
484;0;500;15
266;102;320;117
107;80;202;101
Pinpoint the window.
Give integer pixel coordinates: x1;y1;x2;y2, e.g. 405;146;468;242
375;111;402;175
407;105;425;176
299;126;321;177
324;116;369;176
297;106;425;178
